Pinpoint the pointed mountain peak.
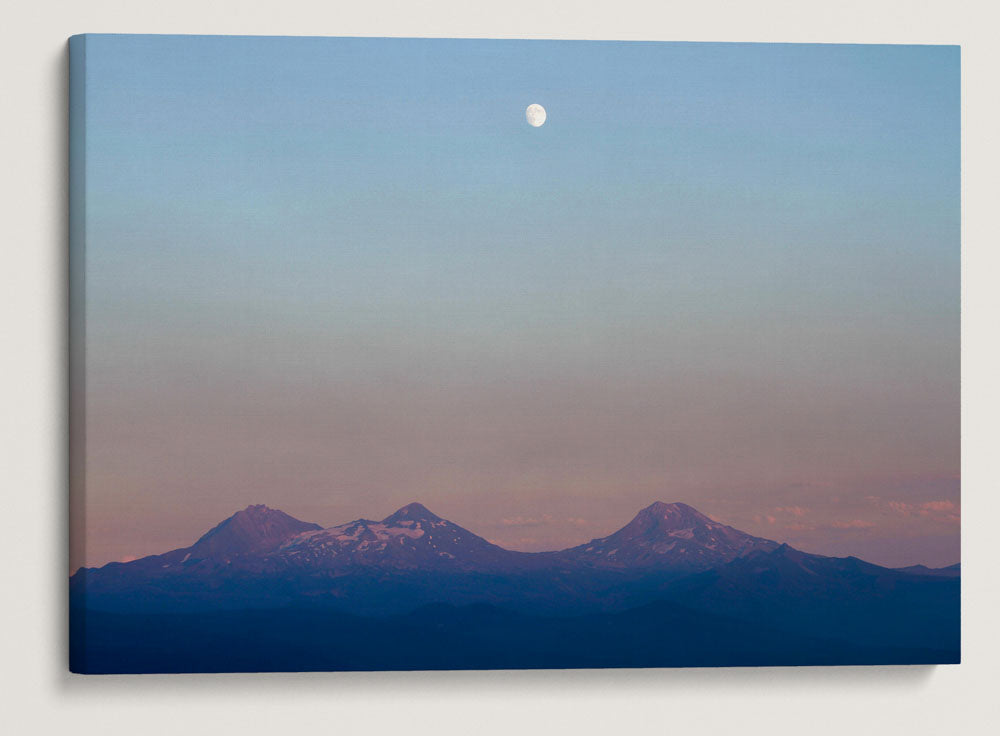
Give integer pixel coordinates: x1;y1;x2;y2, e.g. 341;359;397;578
238;503;280;517
190;505;322;558
631;501;715;528
564;500;779;571
638;501;700;516
382;502;443;525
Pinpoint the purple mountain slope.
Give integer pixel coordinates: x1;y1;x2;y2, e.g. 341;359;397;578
72;502;541;594
661;543;960;651
189;504;323;560
894;563;961;578
71;500;958;624
557;501;779;571
275;502;528;571
71;505;322;586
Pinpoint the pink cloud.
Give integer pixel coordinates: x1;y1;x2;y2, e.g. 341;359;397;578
774;506;808;517
887;501;914;516
920;500;955;512
921;508;961;524
874;497;959;524
830;519;876;529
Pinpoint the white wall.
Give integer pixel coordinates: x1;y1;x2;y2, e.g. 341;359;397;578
2;1;997;734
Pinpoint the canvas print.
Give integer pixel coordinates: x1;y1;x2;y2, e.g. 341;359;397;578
69;35;960;673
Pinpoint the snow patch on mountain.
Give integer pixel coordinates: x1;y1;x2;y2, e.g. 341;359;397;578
284;520;427;549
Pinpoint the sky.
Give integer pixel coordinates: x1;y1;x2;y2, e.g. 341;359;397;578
73;35;959;570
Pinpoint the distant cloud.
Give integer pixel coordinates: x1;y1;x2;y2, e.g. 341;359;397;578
566;517;588;527
920;500;955;512
784;522;817;531
875;498;959;524
778;519;873;532
755;507;807;528
887;501;914;516
830;519;876;529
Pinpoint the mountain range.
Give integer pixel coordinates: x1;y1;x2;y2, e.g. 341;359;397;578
70;501;960;673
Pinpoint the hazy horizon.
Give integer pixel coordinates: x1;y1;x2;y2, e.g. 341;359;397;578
73;36;959;571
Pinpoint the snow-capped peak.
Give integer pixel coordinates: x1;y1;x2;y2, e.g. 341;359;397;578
382;502;443;525
561;501;778;571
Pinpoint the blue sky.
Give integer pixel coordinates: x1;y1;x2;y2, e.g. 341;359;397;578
76;36;959;568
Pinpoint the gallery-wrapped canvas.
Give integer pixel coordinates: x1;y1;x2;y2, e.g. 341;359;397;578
69;34;960;673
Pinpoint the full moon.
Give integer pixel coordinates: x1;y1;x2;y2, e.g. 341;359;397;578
525;103;547;127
